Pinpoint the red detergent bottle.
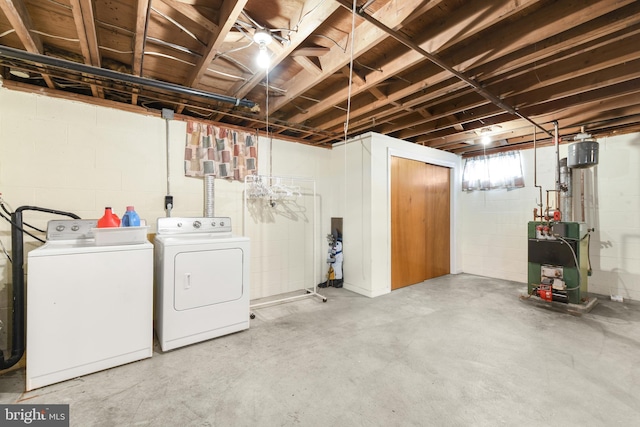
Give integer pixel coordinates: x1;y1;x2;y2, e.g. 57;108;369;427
97;207;120;228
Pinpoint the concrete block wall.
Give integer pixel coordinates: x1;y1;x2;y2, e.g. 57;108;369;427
460;133;640;301
590;133;640;301
0;85;332;354
246;138;332;299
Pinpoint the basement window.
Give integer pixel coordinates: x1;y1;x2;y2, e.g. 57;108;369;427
462;151;525;191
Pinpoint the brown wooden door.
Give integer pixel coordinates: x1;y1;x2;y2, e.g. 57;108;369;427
391;157;450;290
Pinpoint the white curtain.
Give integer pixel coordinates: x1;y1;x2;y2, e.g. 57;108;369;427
462;151;524;191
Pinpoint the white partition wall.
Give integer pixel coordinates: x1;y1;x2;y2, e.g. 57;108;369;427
331;132;461;297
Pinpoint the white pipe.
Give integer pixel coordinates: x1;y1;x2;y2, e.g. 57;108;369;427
533;125;543;220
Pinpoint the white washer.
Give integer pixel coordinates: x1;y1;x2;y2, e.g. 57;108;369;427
26;220;153;391
154;217;250;352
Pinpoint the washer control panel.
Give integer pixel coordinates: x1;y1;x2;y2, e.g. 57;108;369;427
156;217;232;235
46;220;98;240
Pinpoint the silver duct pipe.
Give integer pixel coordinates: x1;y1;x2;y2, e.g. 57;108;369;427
162;108;174;217
204;175;215;217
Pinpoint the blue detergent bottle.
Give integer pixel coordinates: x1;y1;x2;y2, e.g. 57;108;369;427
122;206;141;227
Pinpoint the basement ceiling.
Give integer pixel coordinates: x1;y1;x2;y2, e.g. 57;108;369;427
1;0;640;155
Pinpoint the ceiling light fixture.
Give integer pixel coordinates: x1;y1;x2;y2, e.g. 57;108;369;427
9;69;30;79
253;29;273;69
481;135;491;145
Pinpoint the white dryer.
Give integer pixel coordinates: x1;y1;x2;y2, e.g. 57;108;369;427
26;220;153;391
154;217;250;351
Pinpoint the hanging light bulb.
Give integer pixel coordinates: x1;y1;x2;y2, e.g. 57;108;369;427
253;29;273;69
256;45;270;69
481;135;491;145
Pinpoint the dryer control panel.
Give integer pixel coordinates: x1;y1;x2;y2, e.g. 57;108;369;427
156;217;232;235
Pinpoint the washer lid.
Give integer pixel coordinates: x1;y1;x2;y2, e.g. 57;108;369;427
29;240;153;257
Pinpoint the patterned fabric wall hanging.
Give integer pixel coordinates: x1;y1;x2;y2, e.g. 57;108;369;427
184;121;258;180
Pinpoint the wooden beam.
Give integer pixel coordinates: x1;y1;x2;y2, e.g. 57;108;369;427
230;0;340;99
393;54;640;141
0;0;41;51
0;0;55;88
132;0;151;104
340;65;365;85
418;83;640;148
292;55;322;75
184;0;245;87
312;2;640;137
291;47;330;57
176;0;247;114
159;0;219;33
70;0;103;98
372;40;640;141
368;86;386;101
269;0;427;115
288;0;543;124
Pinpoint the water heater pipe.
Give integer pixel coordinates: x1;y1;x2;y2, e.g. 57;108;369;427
533;125;543;220
554;121;561;213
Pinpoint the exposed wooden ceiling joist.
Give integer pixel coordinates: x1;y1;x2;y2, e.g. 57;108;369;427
0;0;55;88
0;0;638;152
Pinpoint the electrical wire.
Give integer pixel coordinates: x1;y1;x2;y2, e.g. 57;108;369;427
30;30;79;42
216;53;255;74
1;201;45;233
206;68;247;81
343;0;360;279
46;0;71;9
0;236;11;263
291;0;328;34
240;12;264;30
146;37;202;56
354;59;382;73
0;29;16;39
96;20;134;35
308;34;347;52
150;6;205;46
216;40;255;57
343;0;356;141
0;209;45;243
99;46;134;54
555;235;582;291
581;230;593;274
143;51;196;66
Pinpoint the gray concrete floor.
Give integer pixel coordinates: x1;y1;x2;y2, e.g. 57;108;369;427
1;274;639;426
